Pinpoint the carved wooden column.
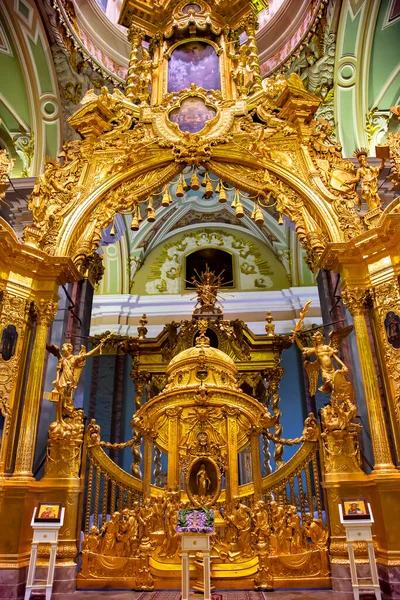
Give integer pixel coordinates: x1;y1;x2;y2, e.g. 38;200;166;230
244;15;262;92
0;292;31;476
13;298;58;479
266;368;284;468
166;407;182;489
250;427;262;501
143;433;154;498
224;407;239;502
369;279;400;462
342;288;396;474
126;25;143;100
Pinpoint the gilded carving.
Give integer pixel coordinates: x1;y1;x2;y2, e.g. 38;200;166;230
0;149;15;202
0;293;29;446
294;301;358;432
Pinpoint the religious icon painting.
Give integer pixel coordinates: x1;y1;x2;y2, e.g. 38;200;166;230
0;324;18;361
169;97;216;134
186;456;221;507
341;497;370;520
34;502;62;523
168;40;220;92
384;311;400;349
182;3;202;14
177;507;215;533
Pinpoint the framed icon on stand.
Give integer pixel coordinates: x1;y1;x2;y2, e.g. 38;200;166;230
34;502;62;523
341;498;370;520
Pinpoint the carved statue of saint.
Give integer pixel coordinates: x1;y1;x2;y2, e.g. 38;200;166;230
228;44;251;95
196;463;211;498
28;158;67;224
224;498;253;558
137;48;154;100
252;500;271;545
0;149;15;191
344;148;385;212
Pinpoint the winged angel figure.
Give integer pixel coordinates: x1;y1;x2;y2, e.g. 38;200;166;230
293;301;357;431
47;334;112;424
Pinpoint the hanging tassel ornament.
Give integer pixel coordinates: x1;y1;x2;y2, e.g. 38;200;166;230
190;170;200;190
251;201;256;220
235;200;245;218
254;206;264;226
110;219;116;236
204;173;214;199
176;174;185;197
278;212;283;225
232;190;244;218
147;197;156;222
130;206;140;231
218;181;227;203
161;185;172;207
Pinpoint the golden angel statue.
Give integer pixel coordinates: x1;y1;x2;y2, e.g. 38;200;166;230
293;302;358;431
47;334;112;421
293;301;352;395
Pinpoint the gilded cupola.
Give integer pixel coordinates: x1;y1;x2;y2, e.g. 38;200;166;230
164;319;239;390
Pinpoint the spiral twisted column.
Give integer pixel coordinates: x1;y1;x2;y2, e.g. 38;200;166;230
244;15;262;92
126;25;143;100
266;368;284;469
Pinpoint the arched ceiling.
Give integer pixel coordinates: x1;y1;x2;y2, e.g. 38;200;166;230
1;0;399;183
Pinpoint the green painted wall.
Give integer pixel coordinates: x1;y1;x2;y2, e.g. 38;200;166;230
368;0;400;108
130;228;290;296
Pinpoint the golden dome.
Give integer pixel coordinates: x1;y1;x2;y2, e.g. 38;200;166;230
165;325;238;391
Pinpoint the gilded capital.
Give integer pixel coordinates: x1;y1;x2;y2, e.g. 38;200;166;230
165;406;183;418
35;298;58;325
341;288;370;316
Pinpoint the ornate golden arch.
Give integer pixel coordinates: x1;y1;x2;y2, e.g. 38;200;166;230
22;75;367;276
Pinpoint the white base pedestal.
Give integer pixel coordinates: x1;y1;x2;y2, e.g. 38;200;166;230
24;507;65;600
339;504;381;600
181;534;211;600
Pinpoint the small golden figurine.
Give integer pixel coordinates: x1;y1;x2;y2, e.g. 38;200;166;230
196;463;211;498
344;148;385;212
228;43;252;96
188;267;229;315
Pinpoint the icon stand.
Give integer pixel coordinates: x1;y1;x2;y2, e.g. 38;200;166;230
24;507;65;600
339;503;381;600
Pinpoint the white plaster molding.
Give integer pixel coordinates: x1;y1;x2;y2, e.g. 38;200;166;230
90;287;322;336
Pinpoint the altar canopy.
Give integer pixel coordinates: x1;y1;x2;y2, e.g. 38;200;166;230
0;0;400;597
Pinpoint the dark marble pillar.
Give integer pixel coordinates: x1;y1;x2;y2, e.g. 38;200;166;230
88;354;100;421
110;354;125;464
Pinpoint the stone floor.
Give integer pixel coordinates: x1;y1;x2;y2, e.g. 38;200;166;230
46;591;389;600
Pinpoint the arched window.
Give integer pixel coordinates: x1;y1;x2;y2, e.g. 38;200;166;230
185;248;234;289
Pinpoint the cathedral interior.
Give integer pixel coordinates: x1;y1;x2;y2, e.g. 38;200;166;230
0;0;399;598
